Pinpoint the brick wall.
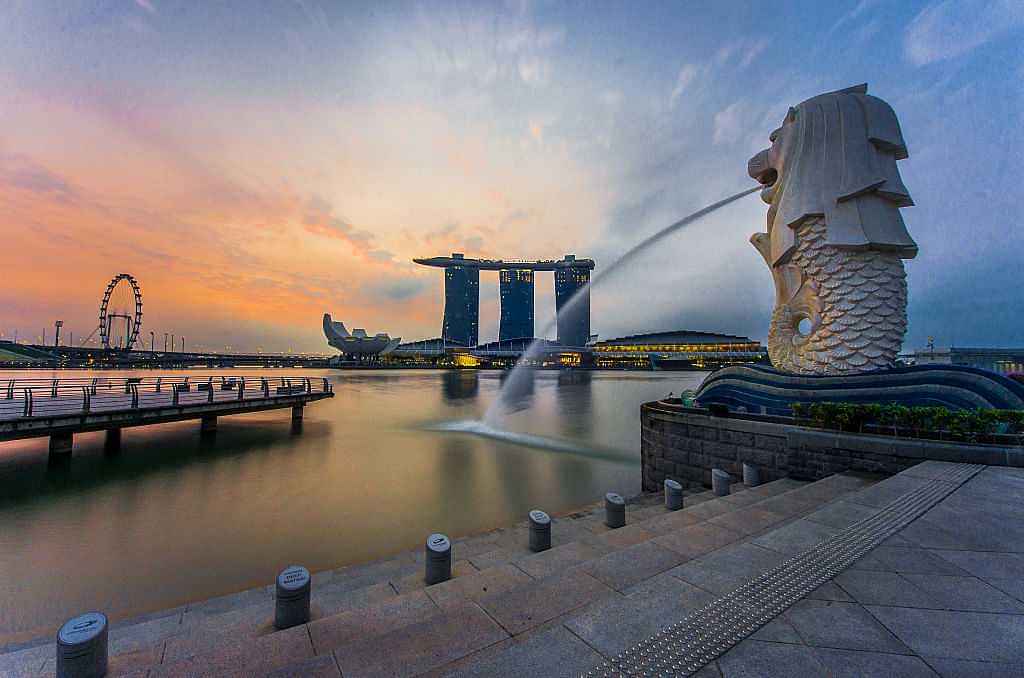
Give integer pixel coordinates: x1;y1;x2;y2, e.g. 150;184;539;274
641;401;1024;492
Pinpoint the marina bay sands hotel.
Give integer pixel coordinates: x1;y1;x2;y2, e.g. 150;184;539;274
414;253;595;348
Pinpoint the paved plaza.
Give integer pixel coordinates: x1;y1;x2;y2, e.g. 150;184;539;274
3;461;1023;676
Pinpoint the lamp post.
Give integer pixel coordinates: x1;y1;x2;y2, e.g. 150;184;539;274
150;331;155;354
164;333;168;353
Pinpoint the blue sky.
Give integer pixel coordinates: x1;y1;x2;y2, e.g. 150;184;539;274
0;0;1021;351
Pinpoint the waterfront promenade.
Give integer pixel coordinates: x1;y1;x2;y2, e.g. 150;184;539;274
3;460;1021;676
0;376;333;460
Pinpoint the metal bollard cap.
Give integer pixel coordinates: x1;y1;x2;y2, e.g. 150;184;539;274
605;492;624;506
664;479;683;491
529;509;550;525
277;565;310;592
712;469;731;479
58;612;107;647
426;533;451;554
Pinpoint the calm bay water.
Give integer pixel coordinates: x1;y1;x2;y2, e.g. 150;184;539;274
0;368;706;645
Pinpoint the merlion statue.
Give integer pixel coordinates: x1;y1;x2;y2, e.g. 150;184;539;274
747;84;916;375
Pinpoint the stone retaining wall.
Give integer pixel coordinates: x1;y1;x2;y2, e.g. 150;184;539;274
641;401;1024;492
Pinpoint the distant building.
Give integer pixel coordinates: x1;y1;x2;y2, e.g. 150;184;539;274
414;253;595;348
592;330;766;370
499;268;534;341
907;347;1024;375
554;256;591;347
322;314;400;356
442;254;480;347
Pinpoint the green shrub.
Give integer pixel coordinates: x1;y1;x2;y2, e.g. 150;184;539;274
788;401;1023;441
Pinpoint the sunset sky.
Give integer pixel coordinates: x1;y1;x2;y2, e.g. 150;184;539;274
1;0;1022;353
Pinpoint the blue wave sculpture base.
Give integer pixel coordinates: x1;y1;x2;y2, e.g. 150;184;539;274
695;364;1024;416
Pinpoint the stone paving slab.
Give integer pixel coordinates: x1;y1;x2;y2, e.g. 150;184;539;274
477;569;614;635
640;507;703;535
929;549;1024;580
805;581;854;602
921;656;1024;677
581;540;686;592
425;563;532;609
589;522;657;549
514;540;612;580
901;573;1024;614
801;499;880;530
848;546;971;576
717;639;824;677
652;522;744;560
750;518;840;555
784;599;913;654
681;497;737;521
308;590;439;655
749;613;802;644
668;542;787;595
564;574;715;657
333;602;508;678
811;647;940;677
266;654;341;677
868;605;1024;664
0;644;48;678
312;580;396;618
705;505;787;536
152;623;313;677
833;569;938;608
429;623;605;677
391;559;478;594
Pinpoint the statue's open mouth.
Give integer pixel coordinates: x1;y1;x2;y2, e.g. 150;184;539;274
758;169;778;205
757;168;778;187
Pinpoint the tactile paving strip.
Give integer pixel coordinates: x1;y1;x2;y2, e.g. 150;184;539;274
581;464;984;677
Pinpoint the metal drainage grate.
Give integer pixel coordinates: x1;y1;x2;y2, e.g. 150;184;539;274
582;464;984;677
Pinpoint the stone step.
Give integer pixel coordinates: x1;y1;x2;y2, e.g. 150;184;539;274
1;475;872;677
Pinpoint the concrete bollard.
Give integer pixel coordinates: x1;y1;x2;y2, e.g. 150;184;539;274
274;565;311;629
664;479;684;511
712;469;732;496
424;533;452;585
56;611;108;678
743;462;762;487
528;509;552;552
604;492;625;528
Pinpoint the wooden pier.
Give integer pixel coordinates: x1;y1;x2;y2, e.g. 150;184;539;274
0;375;333;462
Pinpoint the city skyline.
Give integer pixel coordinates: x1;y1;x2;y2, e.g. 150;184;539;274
2;1;1022;352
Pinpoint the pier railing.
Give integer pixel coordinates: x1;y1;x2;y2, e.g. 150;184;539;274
0;375;333;420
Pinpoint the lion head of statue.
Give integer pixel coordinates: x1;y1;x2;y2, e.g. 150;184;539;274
747;83;917;269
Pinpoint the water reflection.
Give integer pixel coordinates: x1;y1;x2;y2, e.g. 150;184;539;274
0;368;705;647
442;370;479;402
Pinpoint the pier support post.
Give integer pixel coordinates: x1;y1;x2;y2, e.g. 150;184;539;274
604;492;625;528
104;429;122;455
200;415;217;436
425;533;452;585
57;611;108;678
528;510;551;552
290;404;304;434
274;566;311;630
49;433;73;464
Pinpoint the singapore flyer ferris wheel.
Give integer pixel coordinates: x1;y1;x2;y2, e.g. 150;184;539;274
98;273;143;350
